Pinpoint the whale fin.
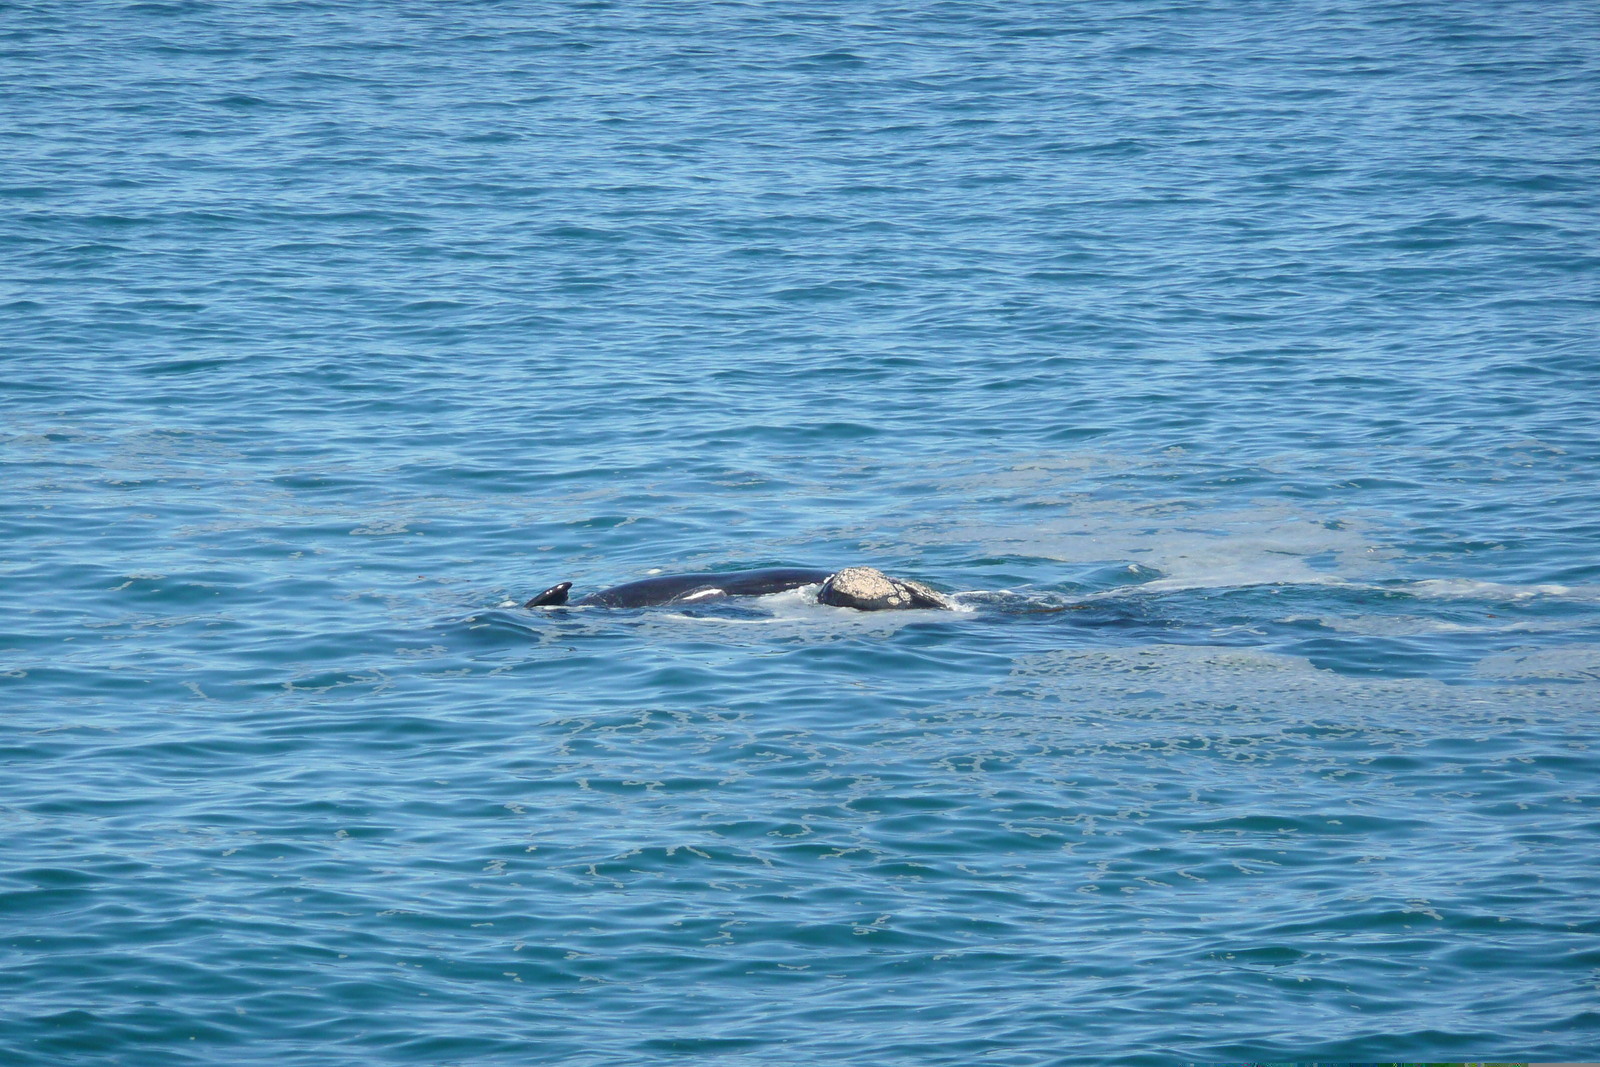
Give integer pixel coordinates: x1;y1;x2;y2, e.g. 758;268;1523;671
525;581;573;608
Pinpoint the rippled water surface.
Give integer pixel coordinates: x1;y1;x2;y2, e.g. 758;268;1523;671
4;1;1599;1063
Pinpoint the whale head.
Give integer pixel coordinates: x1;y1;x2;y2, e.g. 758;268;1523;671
816;567;953;611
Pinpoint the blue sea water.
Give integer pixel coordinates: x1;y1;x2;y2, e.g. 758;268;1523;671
3;1;1599;1063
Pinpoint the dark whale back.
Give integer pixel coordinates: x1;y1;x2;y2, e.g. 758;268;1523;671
526;567;832;609
580;567;832;607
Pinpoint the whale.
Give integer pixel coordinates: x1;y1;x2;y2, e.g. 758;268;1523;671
525;566;953;612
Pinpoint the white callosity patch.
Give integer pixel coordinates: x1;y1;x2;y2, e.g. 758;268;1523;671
817;567;955;611
897;578;955;610
827;567;906;605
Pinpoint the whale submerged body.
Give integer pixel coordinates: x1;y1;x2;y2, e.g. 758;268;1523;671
525;566;952;612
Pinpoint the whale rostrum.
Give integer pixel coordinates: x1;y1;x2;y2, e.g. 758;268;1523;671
524;566;952;612
815;566;953;611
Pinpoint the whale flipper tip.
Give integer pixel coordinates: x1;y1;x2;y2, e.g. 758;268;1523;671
525;581;573;608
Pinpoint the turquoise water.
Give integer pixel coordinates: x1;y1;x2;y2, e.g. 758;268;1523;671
4;1;1599;1063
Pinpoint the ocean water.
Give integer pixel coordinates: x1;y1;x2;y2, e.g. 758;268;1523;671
3;1;1599;1063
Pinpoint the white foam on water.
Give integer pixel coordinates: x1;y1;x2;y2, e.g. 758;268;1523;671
1280;613;1488;637
1405;577;1590;600
1086;569;1595;606
938;498;1386;564
998;643;1600;719
1473;645;1600;682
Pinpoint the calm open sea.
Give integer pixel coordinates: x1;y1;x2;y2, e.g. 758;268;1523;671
4;1;1599;1063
